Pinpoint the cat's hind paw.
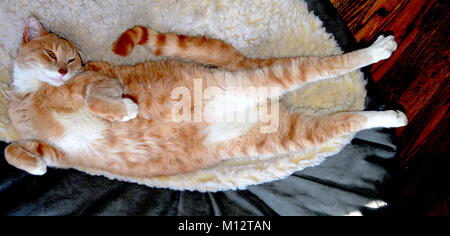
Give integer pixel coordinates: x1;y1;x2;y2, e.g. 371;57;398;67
368;35;398;63
385;110;408;128
363;110;408;129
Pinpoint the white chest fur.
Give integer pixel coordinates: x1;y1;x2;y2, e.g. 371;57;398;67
52;109;106;153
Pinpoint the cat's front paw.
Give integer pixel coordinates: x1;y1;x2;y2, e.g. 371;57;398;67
5;144;47;176
119;98;139;122
368;35;398;63
27;157;47;176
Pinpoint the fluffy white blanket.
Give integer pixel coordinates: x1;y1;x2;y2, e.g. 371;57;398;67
0;0;366;192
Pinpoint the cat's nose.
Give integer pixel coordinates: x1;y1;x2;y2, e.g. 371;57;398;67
58;68;68;76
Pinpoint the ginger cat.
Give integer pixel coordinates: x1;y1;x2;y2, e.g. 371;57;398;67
5;18;407;180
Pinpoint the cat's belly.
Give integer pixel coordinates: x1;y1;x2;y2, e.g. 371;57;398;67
52;109;107;153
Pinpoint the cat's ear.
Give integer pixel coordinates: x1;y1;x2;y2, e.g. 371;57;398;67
22;17;48;43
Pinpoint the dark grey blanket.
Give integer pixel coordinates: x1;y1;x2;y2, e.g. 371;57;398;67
0;0;398;216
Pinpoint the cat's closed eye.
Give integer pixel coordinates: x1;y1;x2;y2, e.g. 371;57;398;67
67;58;76;64
45;49;57;61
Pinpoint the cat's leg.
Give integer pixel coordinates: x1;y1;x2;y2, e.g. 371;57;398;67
112;26;396;76
5;140;67;175
86;75;139;122
298;35;397;83
216;35;397;98
111;26;287;71
222;109;407;158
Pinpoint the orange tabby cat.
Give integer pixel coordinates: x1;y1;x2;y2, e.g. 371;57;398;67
5;18;407;179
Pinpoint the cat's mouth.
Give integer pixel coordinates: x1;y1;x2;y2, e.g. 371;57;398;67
47;76;66;86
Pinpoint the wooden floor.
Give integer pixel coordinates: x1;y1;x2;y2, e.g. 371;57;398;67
330;0;449;215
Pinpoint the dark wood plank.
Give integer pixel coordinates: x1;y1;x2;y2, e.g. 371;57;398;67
394;112;449;216
329;0;449;215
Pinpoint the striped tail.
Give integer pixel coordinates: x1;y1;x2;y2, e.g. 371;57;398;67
112;26;245;67
112;26;151;57
112;26;281;71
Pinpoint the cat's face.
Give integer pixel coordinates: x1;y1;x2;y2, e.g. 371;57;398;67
15;18;83;87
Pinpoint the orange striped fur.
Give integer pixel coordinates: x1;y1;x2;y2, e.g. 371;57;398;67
112;26;282;71
5;19;406;179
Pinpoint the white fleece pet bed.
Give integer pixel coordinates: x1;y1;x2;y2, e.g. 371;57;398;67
0;0;366;192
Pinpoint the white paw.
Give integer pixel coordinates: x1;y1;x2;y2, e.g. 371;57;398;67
364;110;408;129
120;98;139;122
368;35;398;63
28;158;48;176
386;110;408;128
